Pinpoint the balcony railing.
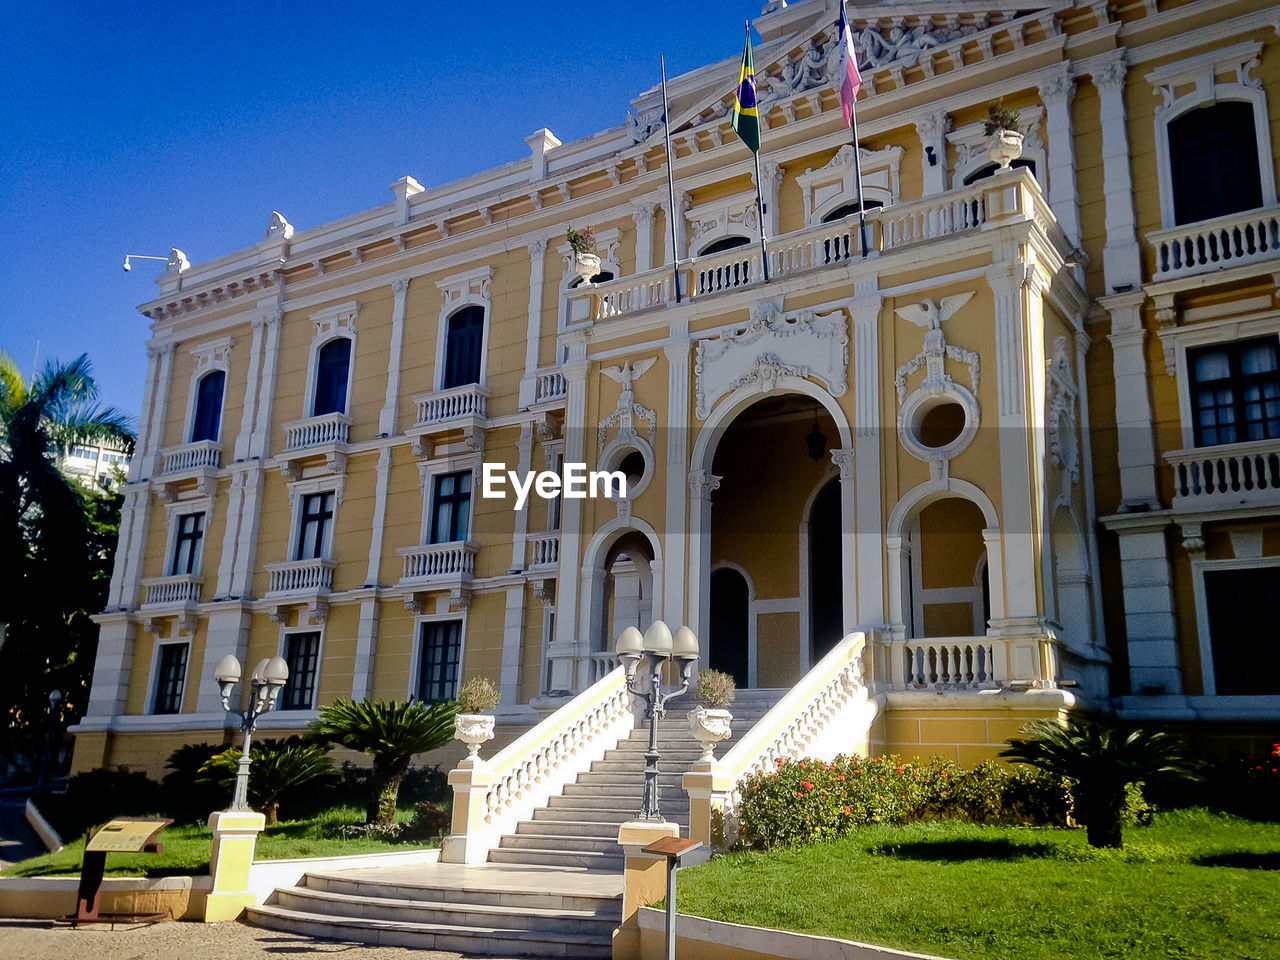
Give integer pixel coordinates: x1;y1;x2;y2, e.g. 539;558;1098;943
568;172;1050;325
884;635;1056;690
282;412;350;451
264;558;336;595
1166;439;1280;510
583;652;619;687
527;532;560;569
140;574;203;608
399;541;479;582
1147;205;1280;281
533;370;566;404
413;383;488;427
161;440;221;474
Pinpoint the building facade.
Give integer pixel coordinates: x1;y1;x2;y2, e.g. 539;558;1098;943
72;0;1280;776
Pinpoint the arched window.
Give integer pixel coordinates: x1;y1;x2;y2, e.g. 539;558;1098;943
821;200;883;223
442;306;484;389
698;235;752;256
963;157;1036;186
1168;101;1263;226
312;338;351;416
190;370;225;442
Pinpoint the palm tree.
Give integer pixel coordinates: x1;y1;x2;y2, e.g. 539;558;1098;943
197;737;336;825
0;352;134;732
310;698;458;825
1001;718;1196;848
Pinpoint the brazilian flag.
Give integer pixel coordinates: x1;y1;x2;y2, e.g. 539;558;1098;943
730;26;760;153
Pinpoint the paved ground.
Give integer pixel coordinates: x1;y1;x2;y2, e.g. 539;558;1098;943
1;918;564;960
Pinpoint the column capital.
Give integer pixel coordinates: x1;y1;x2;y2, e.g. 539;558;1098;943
830;448;854;481
913;110;951;141
688;470;721;502
629;200;657;228
527;237;548;259
1038;68;1076;106
1090;51;1128;92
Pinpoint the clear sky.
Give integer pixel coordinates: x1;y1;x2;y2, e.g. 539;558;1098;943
0;0;776;422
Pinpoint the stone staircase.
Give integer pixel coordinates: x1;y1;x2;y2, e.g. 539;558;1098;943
247;688;785;956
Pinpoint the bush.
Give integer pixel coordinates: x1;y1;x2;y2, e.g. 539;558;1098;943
457;676;500;713
735;755;1075;849
407;802;451;840
161;743;230;823
695;669;736;708
37;767;163;839
196;737;336;825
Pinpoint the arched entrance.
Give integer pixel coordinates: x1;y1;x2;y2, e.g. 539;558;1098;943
709;567;750;687
808;476;843;662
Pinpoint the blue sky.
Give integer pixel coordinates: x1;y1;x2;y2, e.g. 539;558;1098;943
0;0;771;421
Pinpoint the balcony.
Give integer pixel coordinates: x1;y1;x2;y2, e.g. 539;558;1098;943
533;369;566;405
278;413;350;478
567;172;1044;325
407;383;489;455
161;440;221;475
884;635;1057;691
527;532;560;570
139;574;203;634
1166;439;1280;512
264;558;336;596
399;541;479;584
1147;204;1280;282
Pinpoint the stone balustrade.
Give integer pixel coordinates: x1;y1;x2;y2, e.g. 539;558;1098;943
161;440;221;474
1166;439;1280;510
264;558;336;595
526;532;559;569
413;383;488;426
140;574;203;607
442;666;635;864
399;541;479;582
885;634;1057;691
583;652;619;686
282;413;349;450
1147;204;1280;281
533;370;566;404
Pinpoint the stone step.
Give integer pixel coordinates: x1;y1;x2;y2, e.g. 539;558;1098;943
247;903;611;958
587;758;698;773
530;807;688;827
569;773;687;789
304;871;616;914
547;794;667;811
272;886;615;937
487;847;626;872
562;781;685;798
514;819;622;840
499;833;620;855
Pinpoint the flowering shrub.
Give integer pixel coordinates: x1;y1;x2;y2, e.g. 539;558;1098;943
736;755;1074;848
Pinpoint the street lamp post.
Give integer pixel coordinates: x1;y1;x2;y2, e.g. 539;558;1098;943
615;621;699;821
214;654;289;812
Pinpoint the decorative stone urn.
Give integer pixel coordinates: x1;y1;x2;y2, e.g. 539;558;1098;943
454;712;496;758
688;706;734;761
573;251;601;282
986;129;1024;170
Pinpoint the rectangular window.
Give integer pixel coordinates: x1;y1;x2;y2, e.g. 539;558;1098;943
417;621;462;704
1204;567;1280;695
1189;337;1280;447
281;631;321;710
152;643;189;714
296;492;335;560
430;472;471;544
170;512;205;575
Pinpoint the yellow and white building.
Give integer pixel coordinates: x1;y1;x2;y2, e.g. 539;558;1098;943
73;0;1280;777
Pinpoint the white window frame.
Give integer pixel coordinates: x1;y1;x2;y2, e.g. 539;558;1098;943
302;301;358;418
797;144;903;226
277;624;325;714
946;106;1046;190
162;495;213;577
434;267;493;391
181;337;231;444
408;612;468;703
684;191;759;257
1147;41;1275;230
417;452;481;545
147;637;191;715
287;476;344;561
1190;551;1280;697
1158;312;1280;447
558;227;622;345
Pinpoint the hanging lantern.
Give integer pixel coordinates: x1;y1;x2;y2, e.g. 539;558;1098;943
806;402;827;461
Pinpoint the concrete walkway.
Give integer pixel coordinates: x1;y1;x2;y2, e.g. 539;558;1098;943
0;797;45;869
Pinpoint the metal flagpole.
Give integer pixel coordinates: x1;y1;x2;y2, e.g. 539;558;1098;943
849;100;870;258
752;150;771;281
660;56;682;303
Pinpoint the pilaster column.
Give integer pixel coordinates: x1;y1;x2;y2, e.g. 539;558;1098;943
630;201;657;272
195;608;250;714
107;487;147;609
662;333;691;625
140;342;174;479
1038;68;1081;244
351;597;379;701
1104;291;1160;509
757;162;784;236
127;345;162;484
1073;329;1107;648
510;422;535;572
687;470;720;663
1115;520;1183;694
659;192;690;264
548;335;590;693
249;308;282;459
365;447;393;585
233;314;265;462
499;585;526;707
831;447;857;637
1090;53;1142;291
914;111;950;197
80;615;135;722
519;239;549;409
379;278;410;436
229;468;266;598
215;470;247;597
849;287;884;628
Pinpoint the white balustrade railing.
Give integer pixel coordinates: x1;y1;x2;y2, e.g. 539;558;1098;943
533;370;566;403
283;413;350;450
684;633;873;846
140;574;203;607
264;558;336;595
897;639;997;689
584;652;619;686
399;541;478;581
882;191;986;249
414;383;488;426
1148;205;1280;280
442;666;635;864
161;440;221;474
693;247;758;295
1166;439;1280;509
597;273;673;319
526;532;559;568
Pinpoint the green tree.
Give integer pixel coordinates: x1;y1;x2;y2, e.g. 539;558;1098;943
196;737;336;825
310;699;457;825
0;352;134;744
1001;718;1195;848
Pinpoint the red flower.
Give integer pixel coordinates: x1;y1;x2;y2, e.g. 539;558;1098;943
803;781;815;790
879;776;886;782
842;806;852;815
895;766;904;774
794;791;803;797
836;773;845;780
752;784;759;790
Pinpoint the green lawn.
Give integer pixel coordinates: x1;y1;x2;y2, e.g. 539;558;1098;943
1;805;439;878
673;810;1280;960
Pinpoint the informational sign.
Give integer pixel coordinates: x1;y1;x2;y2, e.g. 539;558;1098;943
84;818;171;853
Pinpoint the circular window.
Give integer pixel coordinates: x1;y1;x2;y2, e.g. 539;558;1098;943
918;401;966;449
619;450;645;488
600;440;653;500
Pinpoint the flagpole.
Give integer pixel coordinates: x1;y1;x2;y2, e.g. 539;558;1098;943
660;55;682;303
850;100;869;258
752;149;771;282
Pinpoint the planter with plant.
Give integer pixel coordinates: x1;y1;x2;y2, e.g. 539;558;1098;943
983;98;1023;170
566;225;600;281
454;676;501;758
688;668;736;761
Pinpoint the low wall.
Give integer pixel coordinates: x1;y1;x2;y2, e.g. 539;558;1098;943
0;875;213;920
636;907;955;960
24;799;63;853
